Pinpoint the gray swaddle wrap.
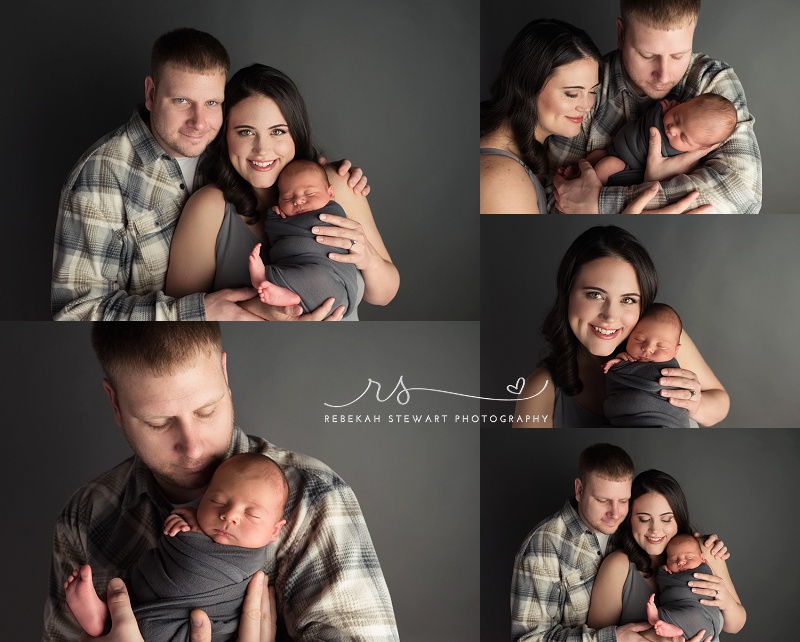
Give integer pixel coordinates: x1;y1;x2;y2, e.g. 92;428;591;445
263;200;358;316
606;102;683;186
604;358;690;428
131;531;267;642
657;563;723;642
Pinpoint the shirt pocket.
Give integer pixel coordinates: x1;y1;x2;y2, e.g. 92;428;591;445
561;568;593;624
128;205;178;277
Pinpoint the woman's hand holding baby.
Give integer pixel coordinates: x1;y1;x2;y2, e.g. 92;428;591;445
659;366;702;418
314;214;376;272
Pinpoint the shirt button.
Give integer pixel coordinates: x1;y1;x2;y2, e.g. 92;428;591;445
180;183;186;190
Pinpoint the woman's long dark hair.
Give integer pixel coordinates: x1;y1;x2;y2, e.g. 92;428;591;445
612;470;694;579
480;19;602;180
540;226;658;395
202;64;320;222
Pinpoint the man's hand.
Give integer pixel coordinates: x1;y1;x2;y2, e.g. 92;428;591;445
553;159;601;213
622;183;713;214
318;157;370;196
204;289;264;321
644;127;715;183
615;621;655;641
79;578;143;642
697;531;730;560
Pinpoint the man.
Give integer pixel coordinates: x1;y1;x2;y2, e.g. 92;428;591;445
548;0;762;214
51;28;363;321
43;323;399;641
510;443;721;642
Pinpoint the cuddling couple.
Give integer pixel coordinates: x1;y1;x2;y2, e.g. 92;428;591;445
52;28;399;321
480;0;762;214
512;443;745;641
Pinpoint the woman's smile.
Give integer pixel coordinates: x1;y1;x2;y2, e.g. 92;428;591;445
248;159;277;171
591;325;621;339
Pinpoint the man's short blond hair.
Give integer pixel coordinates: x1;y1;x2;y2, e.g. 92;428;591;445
620;0;701;29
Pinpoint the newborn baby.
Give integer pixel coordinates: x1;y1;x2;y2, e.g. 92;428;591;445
603;303;690;428
248;159;359;318
65;453;288;641
647;534;723;641
588;93;737;186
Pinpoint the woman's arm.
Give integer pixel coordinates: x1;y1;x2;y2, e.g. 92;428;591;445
513;367;555;428
660;330;730;426
694;549;746;634
587;551;631;630
317;168;400;306
480;154;541;214
165;186;227;298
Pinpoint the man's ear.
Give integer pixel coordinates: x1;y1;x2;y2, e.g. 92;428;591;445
144;76;156;111
102;378;123;427
616;18;625;50
574;477;583;502
221;351;230;392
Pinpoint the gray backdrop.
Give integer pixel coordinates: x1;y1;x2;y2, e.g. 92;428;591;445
481;428;800;640
481;215;800;427
481;0;797;213
3;321;479;641
2;0;478;320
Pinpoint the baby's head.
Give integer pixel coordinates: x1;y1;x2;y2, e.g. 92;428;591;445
662;93;737;152
625;303;682;363
277;159;335;217
664;533;705;573
197;453;289;548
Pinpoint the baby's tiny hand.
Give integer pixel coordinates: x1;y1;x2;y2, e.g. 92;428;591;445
163;513;190;537
603;358;622;373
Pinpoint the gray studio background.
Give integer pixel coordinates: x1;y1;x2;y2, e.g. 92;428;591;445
481;216;800;427
3;321;479;641
481;428;800;640
481;0;796;213
2;0;478;320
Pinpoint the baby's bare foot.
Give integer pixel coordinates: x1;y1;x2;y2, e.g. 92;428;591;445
248;243;268;290
65;565;108;637
653;619;684;638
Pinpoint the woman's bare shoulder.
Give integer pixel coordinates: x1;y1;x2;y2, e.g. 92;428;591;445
480;154;540;214
185;183;226;210
602;549;632;571
514;366;556;427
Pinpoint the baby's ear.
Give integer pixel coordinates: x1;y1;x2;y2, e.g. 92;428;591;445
270;519;287;542
675;343;681;355
327;185;335;199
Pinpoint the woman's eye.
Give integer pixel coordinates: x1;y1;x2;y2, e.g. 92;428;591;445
587;292;602;300
566;92;578;99
272;128;287;136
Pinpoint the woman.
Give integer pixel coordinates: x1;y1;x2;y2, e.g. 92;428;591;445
480;19;602;214
588;470;745;642
166;64;399;320
514;226;729;427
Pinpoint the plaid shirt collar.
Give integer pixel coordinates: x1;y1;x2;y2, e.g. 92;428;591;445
126;104;170;167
